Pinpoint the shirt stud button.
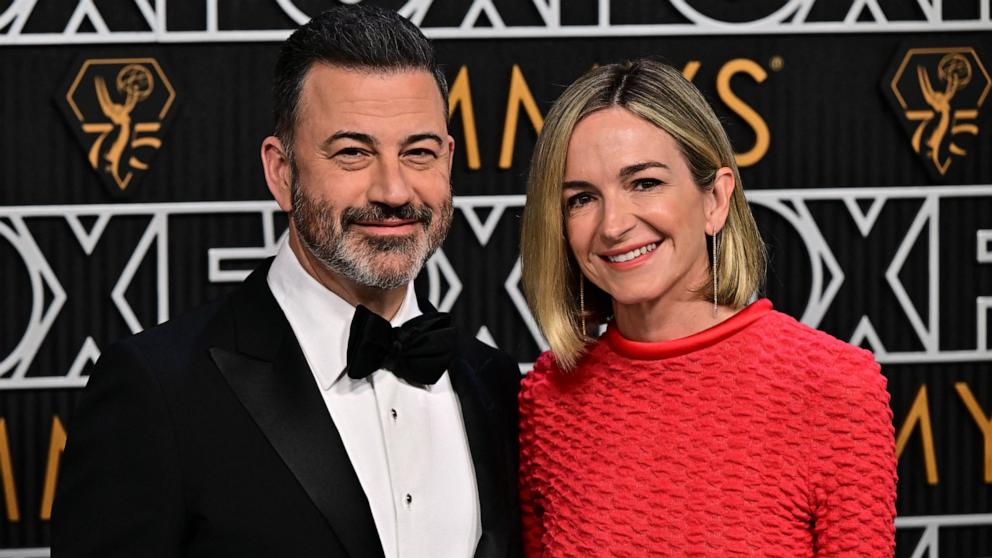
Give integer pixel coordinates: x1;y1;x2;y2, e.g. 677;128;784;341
391;408;398;420
405;493;413;505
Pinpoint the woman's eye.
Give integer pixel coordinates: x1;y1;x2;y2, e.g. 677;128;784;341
565;193;594;209
632;178;662;190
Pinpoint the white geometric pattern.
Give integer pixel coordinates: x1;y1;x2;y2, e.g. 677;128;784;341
424;248;462;312
0;217;68;388
1;185;991;390
1;0;989;45
894;513;992;558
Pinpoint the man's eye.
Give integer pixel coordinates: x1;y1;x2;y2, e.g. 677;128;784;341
406;148;437;160
334;148;367;159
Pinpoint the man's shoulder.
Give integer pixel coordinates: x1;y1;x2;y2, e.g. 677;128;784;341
449;335;521;439
450;335;522;413
120;262;274;365
128;295;227;345
117;296;229;370
454;335;519;377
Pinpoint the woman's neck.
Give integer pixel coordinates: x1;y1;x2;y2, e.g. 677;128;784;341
612;295;738;343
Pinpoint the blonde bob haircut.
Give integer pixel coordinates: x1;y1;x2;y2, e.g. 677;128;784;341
521;59;766;370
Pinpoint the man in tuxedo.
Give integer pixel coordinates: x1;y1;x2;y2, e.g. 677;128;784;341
52;6;521;558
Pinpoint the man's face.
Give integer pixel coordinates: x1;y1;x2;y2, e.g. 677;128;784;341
286;65;454;290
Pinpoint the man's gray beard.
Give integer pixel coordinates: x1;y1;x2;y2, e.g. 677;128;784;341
290;177;453;290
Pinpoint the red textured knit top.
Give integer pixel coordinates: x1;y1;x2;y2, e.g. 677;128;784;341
519;300;897;557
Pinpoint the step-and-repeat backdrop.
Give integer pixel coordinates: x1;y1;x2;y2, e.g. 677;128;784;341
1;1;990;556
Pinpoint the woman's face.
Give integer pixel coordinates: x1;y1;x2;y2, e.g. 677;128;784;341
562;108;719;309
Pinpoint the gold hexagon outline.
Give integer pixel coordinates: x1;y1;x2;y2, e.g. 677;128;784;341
65;57;176;122
889;47;991;110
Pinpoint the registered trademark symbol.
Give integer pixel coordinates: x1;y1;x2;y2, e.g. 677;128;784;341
769;56;784;71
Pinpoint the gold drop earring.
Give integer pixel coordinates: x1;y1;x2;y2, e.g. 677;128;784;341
712;229;719;317
579;274;586;336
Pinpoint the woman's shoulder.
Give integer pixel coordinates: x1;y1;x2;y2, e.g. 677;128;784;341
756;309;875;362
519;351;561;418
521;349;556;387
532;350;561;373
753;309;882;388
521;341;608;397
521;350;568;393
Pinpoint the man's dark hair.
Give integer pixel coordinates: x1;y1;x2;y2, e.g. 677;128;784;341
272;5;448;158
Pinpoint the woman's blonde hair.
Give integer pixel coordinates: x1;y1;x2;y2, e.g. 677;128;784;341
520;59;766;370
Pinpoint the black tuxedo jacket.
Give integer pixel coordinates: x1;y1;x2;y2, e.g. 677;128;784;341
52;263;522;558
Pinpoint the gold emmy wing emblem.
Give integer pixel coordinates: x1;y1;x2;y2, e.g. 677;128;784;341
888;48;990;178
62;58;176;194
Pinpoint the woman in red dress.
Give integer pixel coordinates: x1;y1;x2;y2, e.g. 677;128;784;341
518;59;897;557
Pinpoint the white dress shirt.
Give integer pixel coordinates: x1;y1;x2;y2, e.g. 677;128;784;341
267;240;481;558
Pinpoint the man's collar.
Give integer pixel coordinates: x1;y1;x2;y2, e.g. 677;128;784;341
267;239;421;389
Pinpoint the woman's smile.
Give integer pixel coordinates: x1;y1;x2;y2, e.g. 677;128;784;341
599;240;660;267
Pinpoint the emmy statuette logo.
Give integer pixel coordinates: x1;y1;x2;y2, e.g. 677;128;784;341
59;58;176;196
884;47;990;180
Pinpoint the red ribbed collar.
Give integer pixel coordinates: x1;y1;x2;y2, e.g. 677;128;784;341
605;299;773;360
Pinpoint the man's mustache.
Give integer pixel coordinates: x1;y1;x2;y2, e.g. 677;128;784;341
341;203;433;229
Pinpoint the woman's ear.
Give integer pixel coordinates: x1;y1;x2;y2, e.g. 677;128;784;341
706;167;735;234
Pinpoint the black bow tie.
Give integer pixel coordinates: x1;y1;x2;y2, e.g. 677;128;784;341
346;304;456;385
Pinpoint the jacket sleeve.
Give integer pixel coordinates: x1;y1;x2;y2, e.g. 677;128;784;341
498;349;524;558
810;350;897;557
51;340;186;558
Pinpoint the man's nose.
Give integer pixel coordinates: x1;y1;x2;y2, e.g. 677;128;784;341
369;157;415;207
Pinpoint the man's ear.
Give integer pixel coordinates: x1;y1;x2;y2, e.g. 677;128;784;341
261;136;293;212
705;167;735;235
446;134;456;174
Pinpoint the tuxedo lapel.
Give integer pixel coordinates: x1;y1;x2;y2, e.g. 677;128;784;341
416;296;515;558
448;355;511;558
209;263;384;558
